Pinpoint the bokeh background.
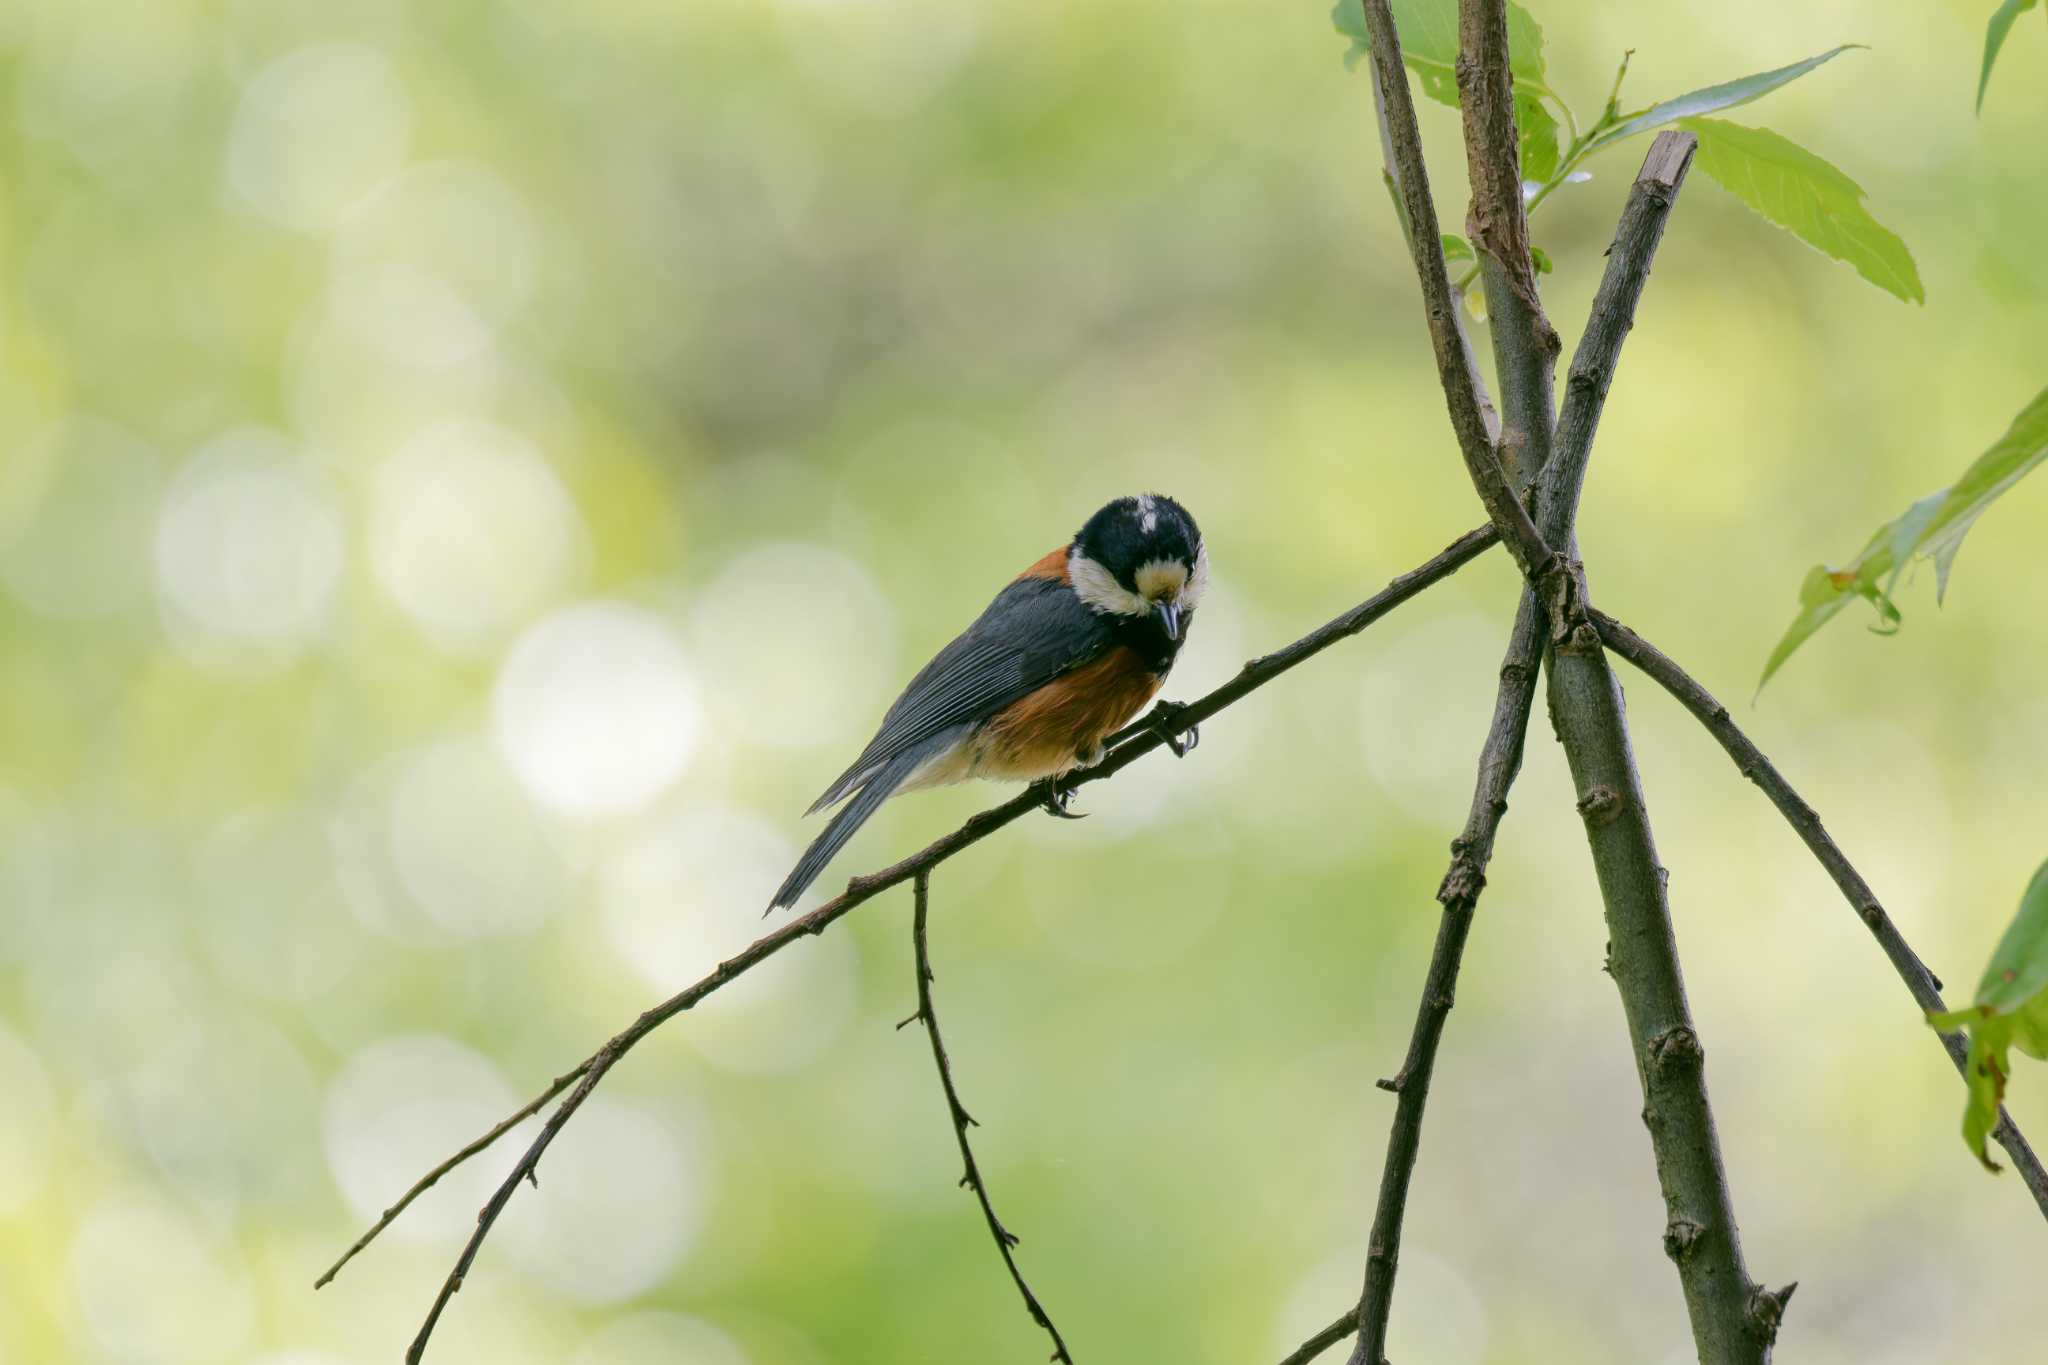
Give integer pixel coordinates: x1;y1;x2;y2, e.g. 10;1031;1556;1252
1;0;2044;1361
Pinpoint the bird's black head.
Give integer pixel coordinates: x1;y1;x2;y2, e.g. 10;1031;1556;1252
1068;494;1208;653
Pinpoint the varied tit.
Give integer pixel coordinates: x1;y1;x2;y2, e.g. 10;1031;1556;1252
769;493;1208;911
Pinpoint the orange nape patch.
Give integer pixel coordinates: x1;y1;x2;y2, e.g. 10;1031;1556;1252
975;647;1162;781
1018;545;1070;581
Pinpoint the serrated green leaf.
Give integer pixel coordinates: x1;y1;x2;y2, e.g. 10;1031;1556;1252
1979;0;2041;113
1680;118;1923;304
1588;47;1859;152
1759;384;2048;689
1927;857;2048;1169
1439;233;1473;263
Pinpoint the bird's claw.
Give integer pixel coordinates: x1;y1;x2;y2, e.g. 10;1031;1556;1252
1151;701;1199;758
1040;782;1086;819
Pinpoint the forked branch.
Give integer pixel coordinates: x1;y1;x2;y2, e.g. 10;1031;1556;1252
322;522;1505;1359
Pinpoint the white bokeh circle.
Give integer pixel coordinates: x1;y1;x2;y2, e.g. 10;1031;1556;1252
493;602;701;817
153;427;343;665
689;543;895;751
573;1310;749;1365
368;419;582;650
225;42;413;232
321;1034;535;1249
509;1097;711;1304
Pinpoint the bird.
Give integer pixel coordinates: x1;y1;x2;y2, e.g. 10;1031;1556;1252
768;493;1207;911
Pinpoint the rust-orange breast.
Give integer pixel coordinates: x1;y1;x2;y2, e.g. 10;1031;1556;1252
975;646;1161;781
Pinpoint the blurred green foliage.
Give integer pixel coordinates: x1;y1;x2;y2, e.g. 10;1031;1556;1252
0;2;2045;1364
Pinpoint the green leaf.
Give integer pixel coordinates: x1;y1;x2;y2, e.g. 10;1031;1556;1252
1331;0;1549;106
1680;118;1923;304
1927;858;2048;1169
1529;245;1552;274
1979;0;2041;113
1759;384;2048;689
1588;47;1860;152
1518;90;1561;182
1975;860;2048;1014
1439;233;1473;263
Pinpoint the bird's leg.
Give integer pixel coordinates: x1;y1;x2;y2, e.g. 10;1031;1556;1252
1038;778;1086;820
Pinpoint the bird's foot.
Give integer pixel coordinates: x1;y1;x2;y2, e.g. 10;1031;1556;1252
1149;700;1199;758
1039;780;1086;820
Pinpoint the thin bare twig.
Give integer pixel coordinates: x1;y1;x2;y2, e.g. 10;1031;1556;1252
900;869;1072;1360
1349;593;1542;1365
313;1063;588;1289
1591;609;2048;1219
326;521;1502;1359
1278;1306;1362;1365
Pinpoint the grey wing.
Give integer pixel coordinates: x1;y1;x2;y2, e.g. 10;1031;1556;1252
805;576;1114;814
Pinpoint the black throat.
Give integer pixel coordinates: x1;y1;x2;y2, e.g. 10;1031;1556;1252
1115;609;1185;676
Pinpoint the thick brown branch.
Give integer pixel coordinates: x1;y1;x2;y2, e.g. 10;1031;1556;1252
903;870;1072;1360
1591;609;2048;1218
1509;113;1774;1357
1356;0;1552;580
1347;594;1542;1365
324;522;1501;1359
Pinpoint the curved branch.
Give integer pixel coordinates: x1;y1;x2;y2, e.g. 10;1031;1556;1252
321;521;1502;1358
901;869;1073;1361
1590;609;2048;1219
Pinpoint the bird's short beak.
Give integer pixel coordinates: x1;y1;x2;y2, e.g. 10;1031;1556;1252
1153;599;1180;641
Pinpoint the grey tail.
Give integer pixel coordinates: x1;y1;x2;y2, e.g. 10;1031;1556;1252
770;745;929;911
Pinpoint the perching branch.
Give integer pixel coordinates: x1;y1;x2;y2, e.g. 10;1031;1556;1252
900;870;1072;1361
323;521;1503;1359
1590;609;2048;1218
1347;593;1542;1365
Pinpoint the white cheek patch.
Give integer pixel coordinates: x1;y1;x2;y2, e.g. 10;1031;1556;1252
1068;552;1149;616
